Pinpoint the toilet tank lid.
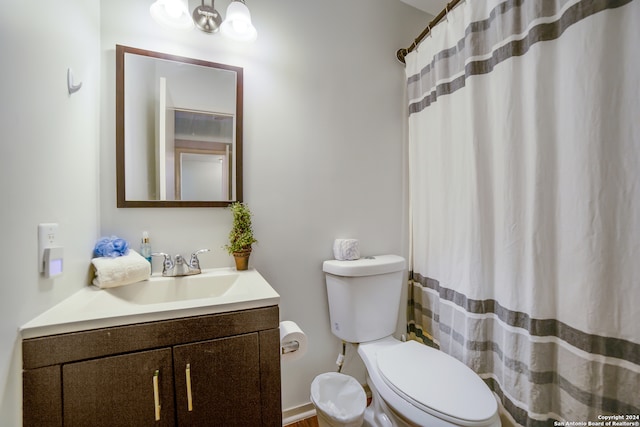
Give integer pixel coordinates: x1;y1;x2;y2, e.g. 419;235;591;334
323;255;406;277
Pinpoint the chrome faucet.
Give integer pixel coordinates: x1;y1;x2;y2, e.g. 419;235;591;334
152;249;210;277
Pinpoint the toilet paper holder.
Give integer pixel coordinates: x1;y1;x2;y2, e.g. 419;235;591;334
281;340;300;354
279;320;307;361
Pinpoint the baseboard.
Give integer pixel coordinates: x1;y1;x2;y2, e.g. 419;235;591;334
282;402;316;426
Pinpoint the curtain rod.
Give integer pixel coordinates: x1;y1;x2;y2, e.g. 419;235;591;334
396;0;464;64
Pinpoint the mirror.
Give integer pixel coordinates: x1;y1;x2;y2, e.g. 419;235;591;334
116;45;243;207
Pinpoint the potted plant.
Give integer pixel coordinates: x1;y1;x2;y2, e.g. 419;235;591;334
224;202;257;270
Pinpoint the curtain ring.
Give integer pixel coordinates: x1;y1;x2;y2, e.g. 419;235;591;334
428;25;432;37
412;39;420;53
445;6;449;21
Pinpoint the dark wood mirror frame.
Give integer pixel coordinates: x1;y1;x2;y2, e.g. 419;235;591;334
116;45;243;207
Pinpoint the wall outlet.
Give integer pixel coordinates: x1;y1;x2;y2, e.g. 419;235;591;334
38;223;59;273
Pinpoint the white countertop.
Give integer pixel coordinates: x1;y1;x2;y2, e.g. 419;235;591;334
20;267;280;339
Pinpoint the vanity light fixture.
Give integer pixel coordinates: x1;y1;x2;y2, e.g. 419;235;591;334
192;0;222;33
150;0;257;42
150;0;194;30
220;0;257;42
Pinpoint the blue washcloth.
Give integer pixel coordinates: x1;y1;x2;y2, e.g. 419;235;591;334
94;236;129;258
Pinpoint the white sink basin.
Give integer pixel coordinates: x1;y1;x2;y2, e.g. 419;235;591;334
101;271;240;305
20;268;280;339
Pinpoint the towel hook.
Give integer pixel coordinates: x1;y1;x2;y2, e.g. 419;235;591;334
67;68;82;95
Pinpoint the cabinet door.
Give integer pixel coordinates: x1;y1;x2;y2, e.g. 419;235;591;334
23;365;62;427
174;333;261;426
62;348;175;427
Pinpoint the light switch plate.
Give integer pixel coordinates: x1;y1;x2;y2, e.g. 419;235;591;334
38;223;59;273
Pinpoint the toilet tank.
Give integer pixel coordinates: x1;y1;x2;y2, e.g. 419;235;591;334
323;255;406;343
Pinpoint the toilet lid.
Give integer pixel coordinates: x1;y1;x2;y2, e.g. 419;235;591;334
376;341;497;423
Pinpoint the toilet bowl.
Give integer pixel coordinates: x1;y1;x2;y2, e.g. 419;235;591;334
358;337;500;427
323;255;501;427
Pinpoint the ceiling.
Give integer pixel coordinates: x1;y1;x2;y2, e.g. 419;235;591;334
400;0;448;16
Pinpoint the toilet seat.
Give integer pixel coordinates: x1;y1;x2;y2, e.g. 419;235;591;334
376;341;498;424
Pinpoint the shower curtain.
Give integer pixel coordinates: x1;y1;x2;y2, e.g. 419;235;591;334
404;0;640;424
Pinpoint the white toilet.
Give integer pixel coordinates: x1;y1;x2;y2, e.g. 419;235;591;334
323;255;501;427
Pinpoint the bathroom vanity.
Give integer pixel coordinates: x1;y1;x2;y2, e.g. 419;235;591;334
21;268;281;427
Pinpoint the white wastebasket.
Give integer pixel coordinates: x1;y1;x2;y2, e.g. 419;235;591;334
310;372;366;427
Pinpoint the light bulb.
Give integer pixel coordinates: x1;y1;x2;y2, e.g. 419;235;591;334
220;1;257;41
232;20;249;34
150;0;193;30
164;1;183;18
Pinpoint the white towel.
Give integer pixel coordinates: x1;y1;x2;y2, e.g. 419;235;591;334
91;249;151;289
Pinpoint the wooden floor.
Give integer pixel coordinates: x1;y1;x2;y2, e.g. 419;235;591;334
284;416;319;427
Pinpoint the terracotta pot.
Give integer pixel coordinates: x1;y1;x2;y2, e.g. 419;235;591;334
233;250;251;271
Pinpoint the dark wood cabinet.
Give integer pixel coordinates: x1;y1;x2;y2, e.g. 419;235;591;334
22;306;281;427
174;334;261;426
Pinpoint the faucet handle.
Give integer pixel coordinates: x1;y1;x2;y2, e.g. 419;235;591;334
151;252;173;272
189;249;211;269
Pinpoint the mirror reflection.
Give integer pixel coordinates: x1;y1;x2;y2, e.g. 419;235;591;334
116;45;243;207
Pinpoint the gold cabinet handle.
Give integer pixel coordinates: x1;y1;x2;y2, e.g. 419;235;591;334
186;363;193;412
153;370;161;421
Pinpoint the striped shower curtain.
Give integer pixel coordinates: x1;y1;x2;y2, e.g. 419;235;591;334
404;0;640;425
